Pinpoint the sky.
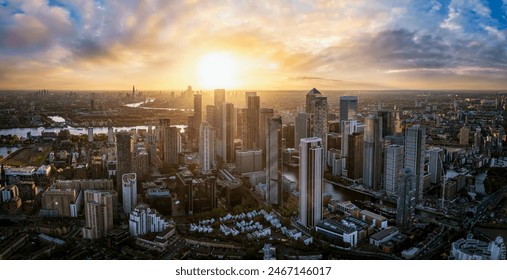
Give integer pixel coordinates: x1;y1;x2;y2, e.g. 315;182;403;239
0;0;507;91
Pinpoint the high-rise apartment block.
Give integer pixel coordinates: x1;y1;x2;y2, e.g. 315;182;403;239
404;125;426;204
299;137;323;228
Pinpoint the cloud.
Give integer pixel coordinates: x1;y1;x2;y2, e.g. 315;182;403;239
0;0;506;90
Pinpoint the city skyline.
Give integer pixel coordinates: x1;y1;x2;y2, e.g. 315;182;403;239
0;1;507;91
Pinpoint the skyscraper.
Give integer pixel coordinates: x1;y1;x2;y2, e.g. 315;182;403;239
122;173;137;214
214;89;226;142
194;93;202;126
116;131;134;194
199;121;215;173
404;125;426;204
346;132;363;180
378;110;395;137
363;115;384;191
306;89;328;164
429;147;444;185
82;190;115;239
295;112;312;149
161;125;180;166
340;120;357;157
246;94;260;149
384;144;404;197
397;168;416;231
223;103;235;163
266;116;283;205
260;108;275;165
340;96;358;124
299;137;323;228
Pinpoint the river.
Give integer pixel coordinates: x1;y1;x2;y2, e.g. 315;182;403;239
0;114;187;137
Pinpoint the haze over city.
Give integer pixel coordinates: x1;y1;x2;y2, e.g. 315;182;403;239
1;0;507;90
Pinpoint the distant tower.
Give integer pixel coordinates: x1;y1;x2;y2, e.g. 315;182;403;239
266;116;283;205
223;103;235;163
397;168;416;231
340;96;358;124
363;115;383;191
199;121;215;173
122;173;137;214
404;125;426;204
88;127;93;142
245;91;257;108
384;144;404;196
299;137;323;228
107;126;114;144
132;85;135;96
82;190;115;239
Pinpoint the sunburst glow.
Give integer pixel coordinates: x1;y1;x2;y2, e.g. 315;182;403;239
198;52;239;89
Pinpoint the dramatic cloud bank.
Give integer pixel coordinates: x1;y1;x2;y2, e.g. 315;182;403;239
0;0;506;90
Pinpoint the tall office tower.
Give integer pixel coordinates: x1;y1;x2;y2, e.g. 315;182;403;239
306;89;328;163
116;131;134;195
161;125;180;166
260;108;274;154
223;103;235;163
346;132;363;180
108;126;114;144
205;105;216;129
246;94;260;149
305;88;322;113
82;190;114;239
339;96;358;124
214;89;226;141
199;121;215;173
266;116;283;205
236;108;248;145
295;112;313;149
384;144;404;196
340;120;357;157
429;147;444;185
129;204;169;237
194;93;202;126
158;118;170;160
299;137;323;228
122;173;137;214
88;127;93;142
459;127;470;146
363;115;384;191
283;124;295;149
404;125;426;204
187;93;202;151
396;168;416;231
378;110;395;137
245;91;257;108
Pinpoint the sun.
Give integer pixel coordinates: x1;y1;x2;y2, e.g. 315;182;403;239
198;52;239;89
